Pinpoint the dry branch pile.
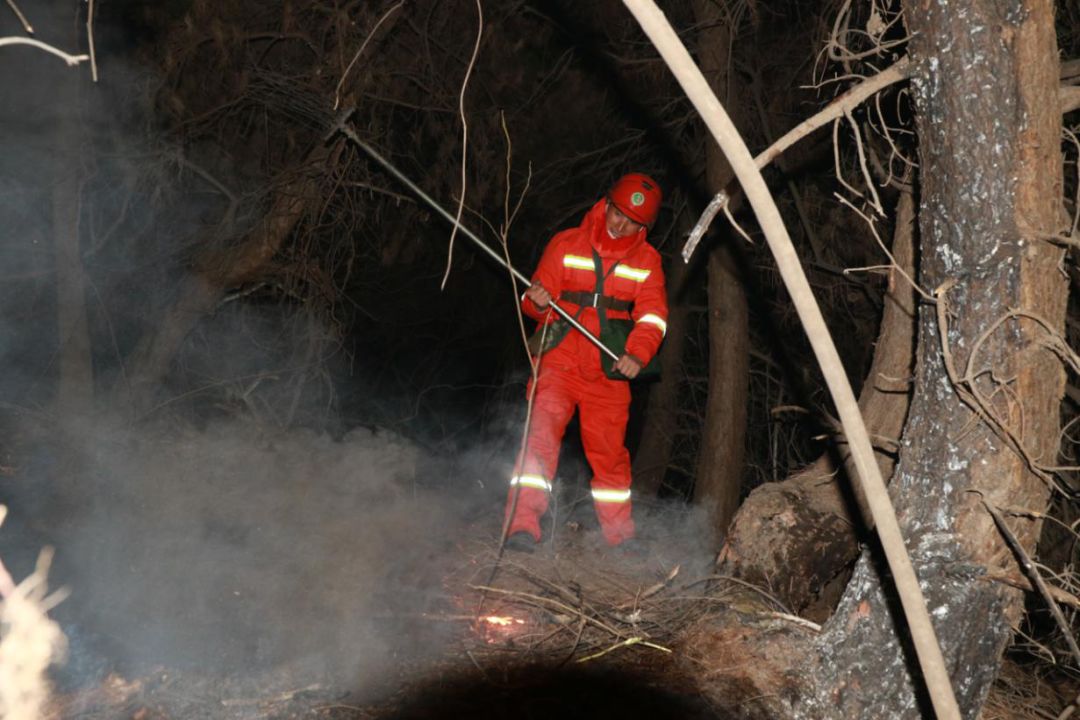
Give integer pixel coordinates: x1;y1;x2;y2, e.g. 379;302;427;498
450;533;788;675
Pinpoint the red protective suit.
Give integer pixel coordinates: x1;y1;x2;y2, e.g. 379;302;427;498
505;199;668;546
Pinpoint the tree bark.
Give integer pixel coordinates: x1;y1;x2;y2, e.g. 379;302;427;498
687;0;1067;717
632;246;691;496
694;245;749;532
717;191;916;617
690;0;750;536
809;2;1067;715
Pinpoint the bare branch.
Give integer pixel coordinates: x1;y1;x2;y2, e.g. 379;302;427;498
440;0;483;291
333;0;404;111
0;37;88;66
833;192;934;302
755;55;910;171
981;498;1080;669
86;0;98;81
4;0;32;34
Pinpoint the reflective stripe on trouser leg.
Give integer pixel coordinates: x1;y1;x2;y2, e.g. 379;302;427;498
578;374;634;545
504;368;577;541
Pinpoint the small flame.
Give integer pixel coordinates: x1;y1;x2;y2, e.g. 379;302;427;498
482;615;525;627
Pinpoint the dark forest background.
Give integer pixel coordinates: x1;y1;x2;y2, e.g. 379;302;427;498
2;0;1080;718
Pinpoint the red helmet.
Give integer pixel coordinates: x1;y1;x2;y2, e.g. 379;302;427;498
607;173;662;227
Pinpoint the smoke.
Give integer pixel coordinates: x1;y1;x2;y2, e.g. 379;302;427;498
0;7;721;713
49;420;469;683
0;29;499;697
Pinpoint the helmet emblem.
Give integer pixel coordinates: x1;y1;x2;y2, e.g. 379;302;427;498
630;191;645;207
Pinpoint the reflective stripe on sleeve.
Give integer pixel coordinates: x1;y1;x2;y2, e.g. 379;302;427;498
563;255;594;271
591;488;632;503
613;265;651;282
637;313;668;336
510;474;552;492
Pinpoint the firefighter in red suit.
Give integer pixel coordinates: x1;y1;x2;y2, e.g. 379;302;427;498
505;173;668;551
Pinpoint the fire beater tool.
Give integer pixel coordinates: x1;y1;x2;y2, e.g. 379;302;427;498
326;109;620;363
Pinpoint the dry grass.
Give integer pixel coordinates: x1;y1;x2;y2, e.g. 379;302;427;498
983;658;1080;720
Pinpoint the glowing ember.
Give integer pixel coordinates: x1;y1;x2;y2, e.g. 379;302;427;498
482;615;525;627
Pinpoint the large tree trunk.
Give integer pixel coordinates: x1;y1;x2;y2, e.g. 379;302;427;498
687;0;1067;717
690;0;750;535
717;191;916;617
810;0;1067;714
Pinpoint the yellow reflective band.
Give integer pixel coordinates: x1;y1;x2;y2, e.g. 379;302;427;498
563;255;595;271
591;488;632;503
613;265;651;282
637;313;668;336
510;474;552;492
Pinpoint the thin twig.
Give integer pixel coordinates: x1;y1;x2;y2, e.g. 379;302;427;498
834;193;933;302
980;497;1080;668
935;284;1078;496
688;574;790;613
85;0;98;81
471;585;624;637
5;0;32;33
574;636;671;663
479;312;549;611
980;571;1080;610
478;119;540;612
440;0;483;291
762;611;822;632
333;1;404;111
755;55;910;170
0;37;89;65
844;107;884;215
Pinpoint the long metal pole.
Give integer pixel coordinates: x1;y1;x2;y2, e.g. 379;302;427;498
331;117;620;362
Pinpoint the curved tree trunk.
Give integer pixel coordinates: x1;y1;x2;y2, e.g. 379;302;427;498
690;0;750;536
717;190;916;616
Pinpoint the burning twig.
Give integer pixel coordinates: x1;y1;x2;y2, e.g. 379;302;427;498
464;556;700;665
